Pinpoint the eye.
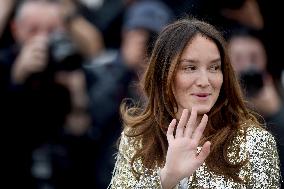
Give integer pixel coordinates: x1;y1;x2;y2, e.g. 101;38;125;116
209;64;221;72
182;65;197;72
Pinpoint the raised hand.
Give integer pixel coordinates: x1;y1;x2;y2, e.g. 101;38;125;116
250;75;281;116
12;35;48;84
160;108;211;189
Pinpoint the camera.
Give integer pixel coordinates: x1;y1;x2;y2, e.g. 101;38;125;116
48;31;84;71
239;69;264;98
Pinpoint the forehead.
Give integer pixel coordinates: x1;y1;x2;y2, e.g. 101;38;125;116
229;36;265;54
180;34;221;60
17;2;61;22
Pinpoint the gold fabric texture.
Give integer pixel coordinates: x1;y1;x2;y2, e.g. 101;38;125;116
108;124;280;188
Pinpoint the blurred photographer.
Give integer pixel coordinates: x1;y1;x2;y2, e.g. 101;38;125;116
9;0;103;85
0;0;95;188
228;27;284;187
228;28;282;117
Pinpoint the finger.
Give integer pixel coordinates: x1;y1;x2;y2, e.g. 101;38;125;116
33;51;47;61
196;141;211;163
27;36;48;50
184;107;197;137
28;56;48;72
192;114;208;141
176;109;189;137
34;47;48;55
167;119;176;142
32;53;47;65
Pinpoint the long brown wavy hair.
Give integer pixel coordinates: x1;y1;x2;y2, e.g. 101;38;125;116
120;18;260;182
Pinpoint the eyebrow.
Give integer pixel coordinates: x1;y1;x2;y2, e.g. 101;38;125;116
179;58;221;64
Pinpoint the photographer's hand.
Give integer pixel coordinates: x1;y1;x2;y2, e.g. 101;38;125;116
59;0;104;57
160;108;211;189
251;75;281;116
12;35;48;84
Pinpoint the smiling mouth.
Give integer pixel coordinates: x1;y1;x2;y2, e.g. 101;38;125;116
196;94;208;97
192;93;211;97
191;93;211;100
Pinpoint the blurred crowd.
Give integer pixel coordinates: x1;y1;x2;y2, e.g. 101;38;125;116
0;0;283;188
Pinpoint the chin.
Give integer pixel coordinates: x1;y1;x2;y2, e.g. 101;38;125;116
194;105;212;115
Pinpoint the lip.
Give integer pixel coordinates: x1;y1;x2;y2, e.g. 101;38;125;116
191;93;211;100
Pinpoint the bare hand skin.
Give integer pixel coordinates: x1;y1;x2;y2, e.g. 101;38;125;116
12;35;48;84
160;108;211;189
251;76;281;116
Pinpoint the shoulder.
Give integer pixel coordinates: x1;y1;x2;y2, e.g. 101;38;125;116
238;121;279;161
118;129;142;159
241;122;277;147
239;121;280;187
228;122;275;163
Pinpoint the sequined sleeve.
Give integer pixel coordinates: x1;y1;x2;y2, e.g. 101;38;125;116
108;132;163;189
246;127;280;188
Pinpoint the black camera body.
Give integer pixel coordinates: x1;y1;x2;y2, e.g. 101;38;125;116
48;32;83;71
239;69;264;98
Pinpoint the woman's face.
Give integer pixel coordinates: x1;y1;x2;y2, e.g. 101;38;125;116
173;34;223;118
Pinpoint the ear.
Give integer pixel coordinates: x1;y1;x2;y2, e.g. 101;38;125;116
11;20;19;41
10;20;24;44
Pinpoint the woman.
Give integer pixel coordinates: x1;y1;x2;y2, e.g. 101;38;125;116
108;19;280;188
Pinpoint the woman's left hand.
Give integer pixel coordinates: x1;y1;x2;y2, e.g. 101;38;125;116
160;108;211;189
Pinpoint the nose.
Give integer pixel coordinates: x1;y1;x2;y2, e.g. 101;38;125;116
196;70;210;87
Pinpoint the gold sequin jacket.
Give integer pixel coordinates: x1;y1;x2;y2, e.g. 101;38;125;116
109;124;280;188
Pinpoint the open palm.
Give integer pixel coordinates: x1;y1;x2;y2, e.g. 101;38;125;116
160;108;211;189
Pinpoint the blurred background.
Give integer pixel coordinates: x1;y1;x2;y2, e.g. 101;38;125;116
0;0;283;188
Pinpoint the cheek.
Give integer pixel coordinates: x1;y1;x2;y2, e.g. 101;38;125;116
211;74;223;91
216;76;223;90
173;75;191;94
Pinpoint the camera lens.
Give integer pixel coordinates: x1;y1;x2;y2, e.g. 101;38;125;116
239;69;264;97
48;32;83;71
